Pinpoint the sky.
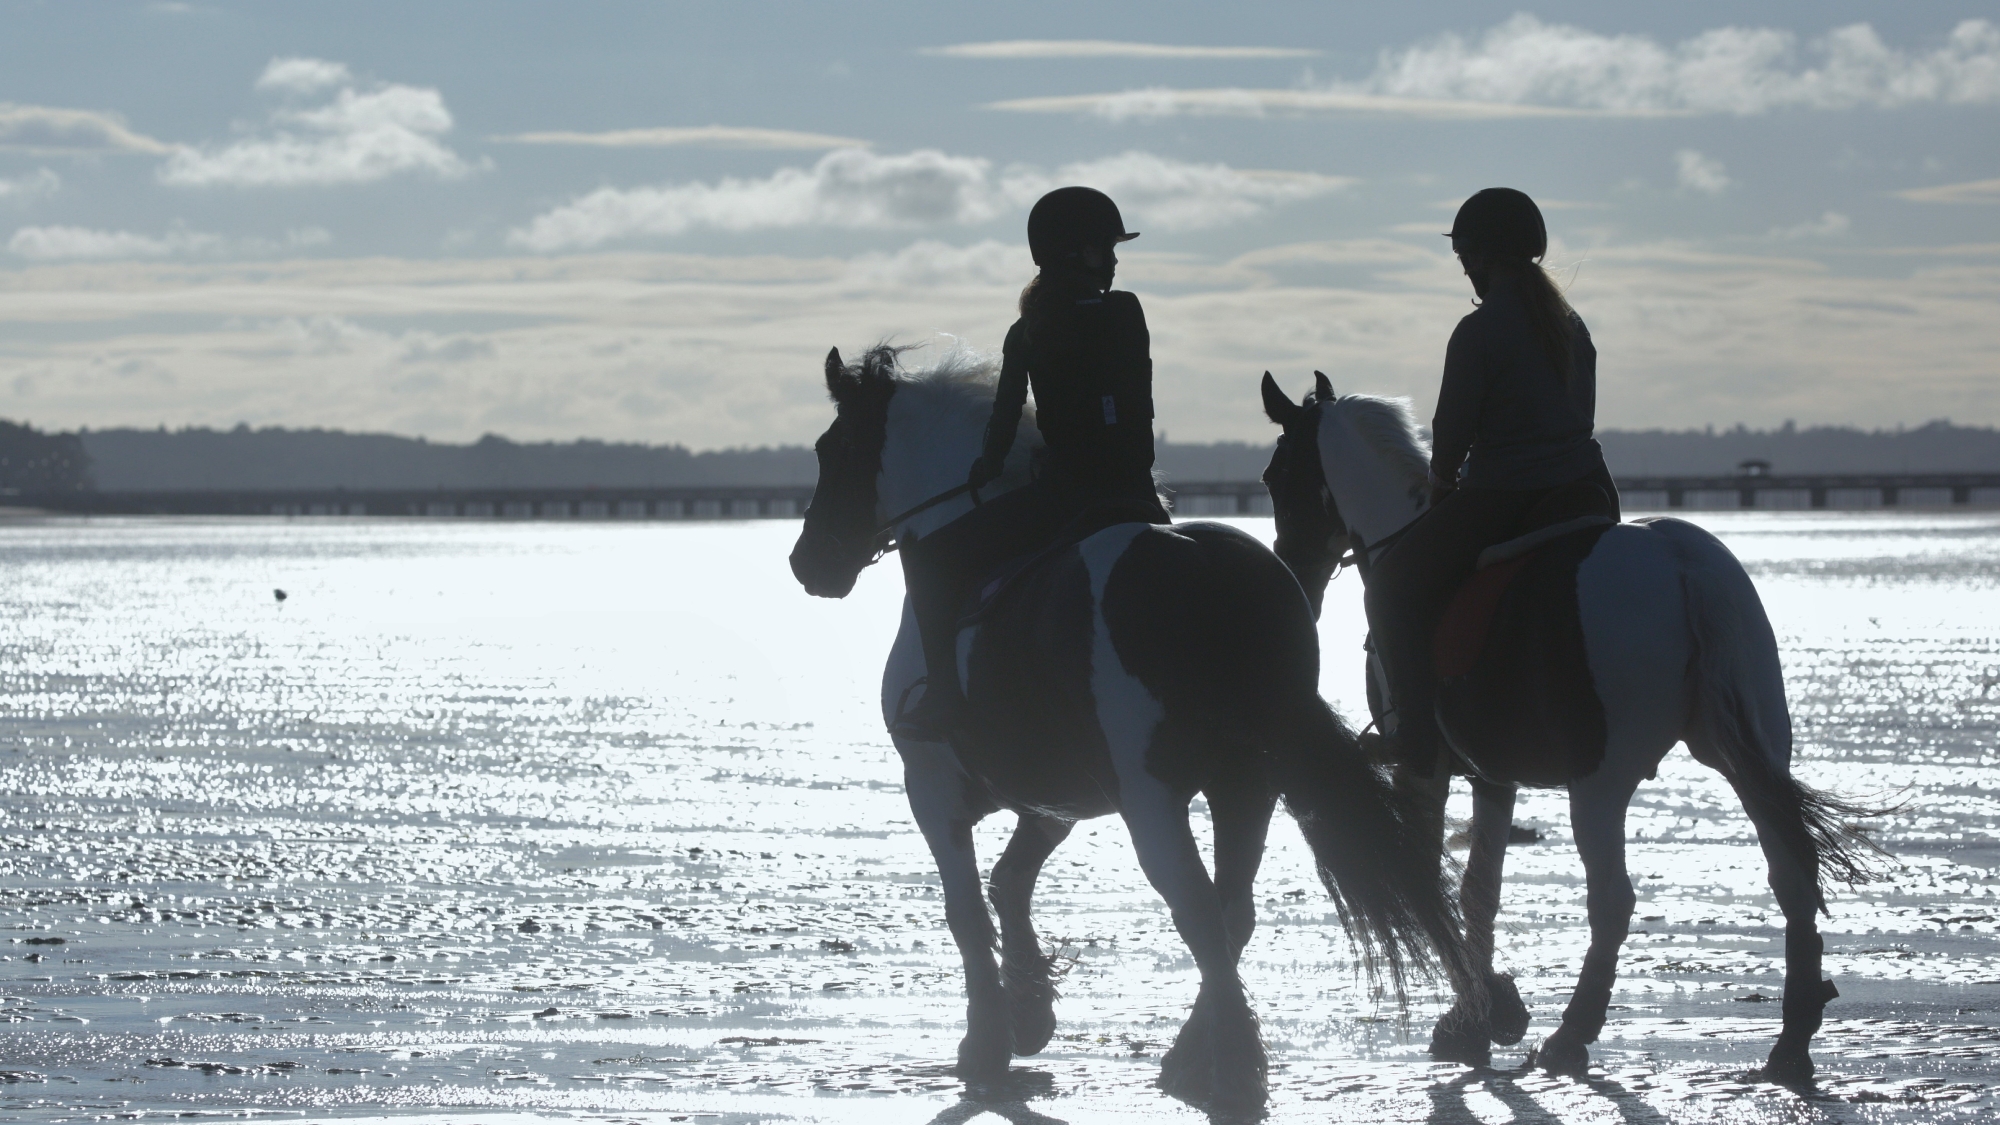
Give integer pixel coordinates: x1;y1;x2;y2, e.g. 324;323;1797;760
0;1;1995;448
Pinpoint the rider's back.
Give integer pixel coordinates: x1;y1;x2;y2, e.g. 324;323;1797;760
1012;274;1156;492
1433;272;1601;491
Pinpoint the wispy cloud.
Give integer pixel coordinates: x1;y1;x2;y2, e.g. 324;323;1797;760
7;224;328;260
1895;177;2000;204
0;168;60;204
1676;150;1730;195
507;148;1351;251
1768;211;1852;240
491;125;869;150
159;58;475;187
925;40;1318;60
988;17;2000;120
988;88;1618;121
0;104;175;154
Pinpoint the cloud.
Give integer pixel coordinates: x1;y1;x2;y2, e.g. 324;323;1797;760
924;40;1319;60
1676;149;1730;195
5;243;1998;444
7;224;329;260
987;88;1612;121
1035;151;1353;232
988;17;2000;120
491;125;869;150
1895;177;2000;204
159;59;474;187
507;148;1351;251
0;104;174;154
8;226;223;260
255;57;353;95
0;168;60;204
1768;211;1852;239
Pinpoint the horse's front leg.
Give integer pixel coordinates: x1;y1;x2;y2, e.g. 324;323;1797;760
901;735;1008;1080
1537;769;1641;1076
1431;777;1525;1066
988;813;1072;1056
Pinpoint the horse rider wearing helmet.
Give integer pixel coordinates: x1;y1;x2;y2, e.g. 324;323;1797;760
1364;187;1621;774
893;186;1171;740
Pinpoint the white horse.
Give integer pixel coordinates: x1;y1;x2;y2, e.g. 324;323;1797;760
1259;372;1879;1081
788;345;1474;1113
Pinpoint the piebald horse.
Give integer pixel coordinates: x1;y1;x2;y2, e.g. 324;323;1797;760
1260;372;1879;1081
788;345;1473;1113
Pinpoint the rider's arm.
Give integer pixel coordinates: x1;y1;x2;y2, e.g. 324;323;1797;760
1429;316;1485;488
972;320;1030;485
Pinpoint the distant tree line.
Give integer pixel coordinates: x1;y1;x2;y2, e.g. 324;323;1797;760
1;418;1993;494
0;420;92;493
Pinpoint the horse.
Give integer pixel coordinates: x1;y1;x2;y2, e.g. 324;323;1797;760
787;343;1475;1113
1258;371;1881;1081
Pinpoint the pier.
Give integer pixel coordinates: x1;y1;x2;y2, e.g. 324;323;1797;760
12;472;2000;519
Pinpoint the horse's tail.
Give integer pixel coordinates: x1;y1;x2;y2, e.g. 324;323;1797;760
1266;698;1477;1001
1650;517;1889;903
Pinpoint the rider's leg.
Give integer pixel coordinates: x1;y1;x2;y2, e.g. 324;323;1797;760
893;484;1071;738
1363;489;1527;768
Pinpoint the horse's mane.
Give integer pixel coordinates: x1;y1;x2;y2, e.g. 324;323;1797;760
856;341;1039;430
1333;394;1429;486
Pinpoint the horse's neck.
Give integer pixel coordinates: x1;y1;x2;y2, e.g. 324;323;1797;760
877;387;1034;542
1320;413;1429;547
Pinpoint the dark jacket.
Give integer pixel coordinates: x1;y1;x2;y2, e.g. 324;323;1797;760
980;279;1156;494
1431;273;1603;491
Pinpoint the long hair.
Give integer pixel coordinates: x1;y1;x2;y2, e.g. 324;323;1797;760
1494;258;1577;384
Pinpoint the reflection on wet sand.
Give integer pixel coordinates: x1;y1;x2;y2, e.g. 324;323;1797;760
0;513;1995;1122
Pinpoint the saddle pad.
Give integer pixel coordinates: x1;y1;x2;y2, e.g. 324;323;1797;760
1434;551;1534;680
1435;522;1615;787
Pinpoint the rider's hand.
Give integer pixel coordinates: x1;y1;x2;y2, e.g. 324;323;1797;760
967;456;1003;490
1427;469;1457;508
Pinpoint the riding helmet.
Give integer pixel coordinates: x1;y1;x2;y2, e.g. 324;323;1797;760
1445;187;1547;260
1027;186;1139;267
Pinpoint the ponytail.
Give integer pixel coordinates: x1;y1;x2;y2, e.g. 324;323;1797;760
1498;258;1576;384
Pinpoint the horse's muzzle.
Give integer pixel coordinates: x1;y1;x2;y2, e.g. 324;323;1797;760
789;527;862;599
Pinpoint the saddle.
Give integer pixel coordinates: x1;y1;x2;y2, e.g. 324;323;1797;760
959;497;1167;628
1432;480;1618;787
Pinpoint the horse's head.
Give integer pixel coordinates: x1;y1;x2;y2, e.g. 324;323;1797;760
790;345;899;598
1261;370;1347;616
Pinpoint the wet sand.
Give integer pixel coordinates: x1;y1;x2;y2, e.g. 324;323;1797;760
2;514;1996;1123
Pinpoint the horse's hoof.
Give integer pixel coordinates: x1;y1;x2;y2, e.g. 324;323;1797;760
1429;1004;1493;1067
1487;973;1530;1046
1005;962;1059;1056
1158;1015;1213;1103
1761;1040;1816;1085
1533;1030;1590;1076
955;1024;1012;1083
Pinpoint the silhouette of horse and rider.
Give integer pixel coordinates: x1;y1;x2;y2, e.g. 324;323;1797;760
787;186;1880;1114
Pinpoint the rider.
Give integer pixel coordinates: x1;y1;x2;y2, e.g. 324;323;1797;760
892;186;1171;740
1364;187;1620;773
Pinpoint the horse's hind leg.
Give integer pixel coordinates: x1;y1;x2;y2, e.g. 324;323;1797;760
1207;777;1277;962
1431;777;1523;1066
1539;769;1642;1076
1120;779;1265;1113
988;813;1072;1056
901;738;1009;1080
1727;770;1836;1083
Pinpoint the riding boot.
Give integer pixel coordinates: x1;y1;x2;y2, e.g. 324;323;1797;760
891;544;971;741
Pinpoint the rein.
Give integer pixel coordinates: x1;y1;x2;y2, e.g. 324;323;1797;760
867;480;983;556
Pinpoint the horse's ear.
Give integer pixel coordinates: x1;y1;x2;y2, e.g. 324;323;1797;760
1313;370;1334;402
824;347;852;402
1261;371;1300;426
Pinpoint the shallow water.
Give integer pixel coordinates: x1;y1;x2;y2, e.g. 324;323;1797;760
1;511;1996;1124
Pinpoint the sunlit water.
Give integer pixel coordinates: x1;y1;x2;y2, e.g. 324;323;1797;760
1;511;1996;1124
